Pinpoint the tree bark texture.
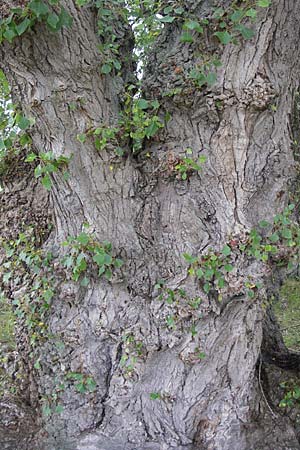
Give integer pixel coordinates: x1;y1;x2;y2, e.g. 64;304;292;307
1;1;300;449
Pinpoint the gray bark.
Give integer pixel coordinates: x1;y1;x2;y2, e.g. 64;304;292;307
1;1;300;449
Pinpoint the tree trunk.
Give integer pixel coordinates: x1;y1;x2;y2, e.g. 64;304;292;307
1;1;300;449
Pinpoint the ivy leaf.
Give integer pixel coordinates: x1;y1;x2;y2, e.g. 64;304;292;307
86;378;97;392
246;8;257;18
16;115;31;130
101;63;112;74
3;27;17;43
25;152;37;162
224;264;234;272
180;32;194;43
136;98;149;110
114;258;123;268
145;121;159;137
235;24;255;40
183;20;203;33
58;8;73;28
205;72;217;86
257;0;270;7
47;13;60;30
54;405;64;414
76;232;90;245
41;174;52;191
80;276;90;287
16;18;32;36
259;220;270;228
34;360;41;369
214;31;232;45
29;1;50;17
159;16;175;23
93;253;106;266
222;245;231;256
281;228;292;240
230;9;244;23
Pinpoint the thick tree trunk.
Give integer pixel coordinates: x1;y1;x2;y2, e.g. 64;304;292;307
1;1;300;449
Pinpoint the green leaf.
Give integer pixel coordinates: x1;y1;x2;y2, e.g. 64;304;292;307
230;9;244;23
54;404;64;414
151;100;160;110
114;258;123;268
17;115;31;130
76;232;90;245
247;290;255;298
205;72;217;86
47;13;60;30
259;220;270;228
34;360;41;369
222;245;231;256
145;121;159;138
43;289;54;301
281;228;292;240
150;392;161;400
183;20;203;33
25;153;37;162
105;268;112;279
16;18;32;36
159;16;175;23
212;8;225;19
101;63;112;74
113;59;121;70
77;133;86;143
257;0;270;7
93;253;106;266
3;27;17;43
246;8;257;18
80;276;90;287
224;264;234;272
58;8;73;28
136;98;149;110
214;31;232;45
269;232;279;242
196;268;204;278
235;24;255;40
63;255;73;268
203;283;210;294
41;174;52;190
175;7;184;14
183;253;198;264
29;1;50;17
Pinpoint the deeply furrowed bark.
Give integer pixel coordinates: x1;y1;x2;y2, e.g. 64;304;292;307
1;1;300;449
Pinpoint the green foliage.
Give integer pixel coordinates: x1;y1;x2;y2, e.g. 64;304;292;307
62;230;123;284
149;392;161;400
120;333;144;375
0;1;73;44
274;279;300;350
121;93;164;153
0;292;15;350
0;71;33;177
79;92;165;155
0;227;54;346
65;372;97;393
184;204;299;301
155;283;202;331
184;245;234;297
280;379;300;408
175;149;206;180
25;152;71;190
